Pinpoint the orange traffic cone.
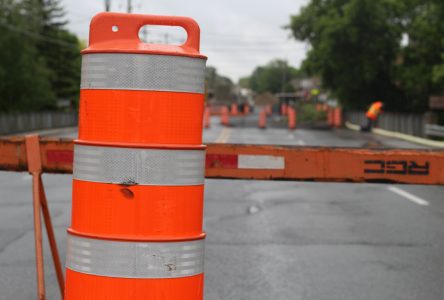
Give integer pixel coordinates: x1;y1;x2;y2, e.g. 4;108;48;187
65;13;207;300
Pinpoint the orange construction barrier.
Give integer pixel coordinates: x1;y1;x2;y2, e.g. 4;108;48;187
258;109;267;129
204;106;211;128
65;13;206;300
231;103;238;116
288;107;296;129
220;106;230;126
2;137;444;185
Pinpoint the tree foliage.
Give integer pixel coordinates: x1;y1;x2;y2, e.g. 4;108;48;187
0;0;81;112
206;66;234;102
245;60;300;94
289;0;444;112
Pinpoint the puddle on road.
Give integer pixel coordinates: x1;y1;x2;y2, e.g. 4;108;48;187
247;205;261;215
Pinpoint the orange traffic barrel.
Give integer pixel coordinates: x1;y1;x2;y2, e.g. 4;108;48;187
243;103;250;115
258;109;267;129
231;103;238;116
327;107;333;126
288;107;296;129
281;103;287;116
333;107;342;128
265;104;272;116
204;106;211;128
65;12;207;300
220;106;230;126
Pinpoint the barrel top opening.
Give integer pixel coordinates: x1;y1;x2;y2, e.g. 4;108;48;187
82;12;207;59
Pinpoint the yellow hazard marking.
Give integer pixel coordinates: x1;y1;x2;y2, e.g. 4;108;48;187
215;128;232;143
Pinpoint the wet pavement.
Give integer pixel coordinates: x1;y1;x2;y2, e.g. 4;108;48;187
1;114;443;299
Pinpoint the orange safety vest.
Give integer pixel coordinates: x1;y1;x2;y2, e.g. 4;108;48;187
366;101;383;120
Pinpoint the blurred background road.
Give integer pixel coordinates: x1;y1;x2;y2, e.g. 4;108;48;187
1;115;443;300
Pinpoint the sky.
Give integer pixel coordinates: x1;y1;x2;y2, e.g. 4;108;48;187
65;0;310;81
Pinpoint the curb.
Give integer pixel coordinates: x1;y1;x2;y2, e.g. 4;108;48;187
344;121;444;148
4;126;78;137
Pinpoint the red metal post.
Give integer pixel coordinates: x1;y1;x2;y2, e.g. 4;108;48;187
25;135;65;300
39;175;65;298
26;135;46;300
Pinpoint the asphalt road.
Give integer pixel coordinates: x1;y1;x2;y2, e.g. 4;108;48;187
1;114;443;299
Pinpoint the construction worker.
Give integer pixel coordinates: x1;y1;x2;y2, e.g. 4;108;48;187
362;101;384;132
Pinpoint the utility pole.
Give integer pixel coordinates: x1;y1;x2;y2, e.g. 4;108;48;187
105;0;111;11
127;0;132;13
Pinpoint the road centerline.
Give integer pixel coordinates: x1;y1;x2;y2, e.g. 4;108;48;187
215;128;232;143
387;186;429;206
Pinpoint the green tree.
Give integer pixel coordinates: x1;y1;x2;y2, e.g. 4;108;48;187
0;0;55;112
248;59;299;94
394;0;444;111
0;0;82;112
206;66;234;103
238;76;250;89
289;0;444;112
290;0;404;111
33;0;81;104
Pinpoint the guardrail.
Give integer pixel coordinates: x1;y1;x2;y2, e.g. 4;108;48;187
425;124;444;138
0;111;78;135
344;111;425;137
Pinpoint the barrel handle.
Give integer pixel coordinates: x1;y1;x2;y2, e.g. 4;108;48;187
88;12;201;52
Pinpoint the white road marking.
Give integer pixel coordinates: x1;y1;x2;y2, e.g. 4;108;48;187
387;186;429;206
297;139;306;146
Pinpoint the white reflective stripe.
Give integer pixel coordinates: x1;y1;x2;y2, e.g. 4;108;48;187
66;234;205;278
73;144;205;186
81;53;206;94
238;155;285;170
